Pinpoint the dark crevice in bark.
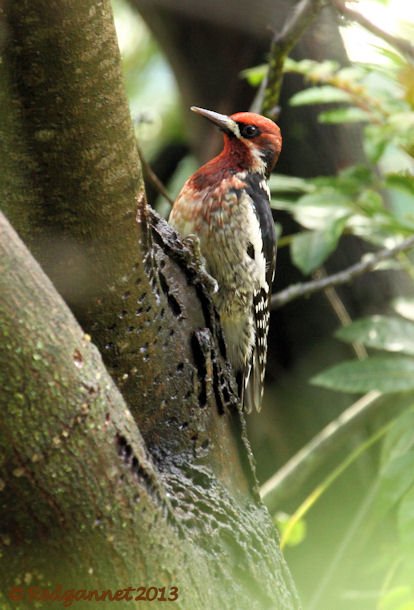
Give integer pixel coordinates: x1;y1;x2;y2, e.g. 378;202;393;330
191;330;210;408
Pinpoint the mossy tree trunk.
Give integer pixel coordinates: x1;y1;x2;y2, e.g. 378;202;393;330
0;1;299;608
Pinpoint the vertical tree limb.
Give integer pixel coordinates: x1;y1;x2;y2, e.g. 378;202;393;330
1;0;147;316
258;0;329;117
0;212;206;607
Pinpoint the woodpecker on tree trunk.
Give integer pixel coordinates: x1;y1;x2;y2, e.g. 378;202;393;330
169;107;282;413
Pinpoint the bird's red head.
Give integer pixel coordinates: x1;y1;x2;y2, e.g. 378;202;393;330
191;106;282;177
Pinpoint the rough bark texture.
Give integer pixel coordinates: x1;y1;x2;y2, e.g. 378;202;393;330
0;213;199;607
0;0;143;313
0;213;299;609
0;1;300;608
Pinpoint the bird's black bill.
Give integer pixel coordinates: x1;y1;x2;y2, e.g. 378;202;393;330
190;106;237;136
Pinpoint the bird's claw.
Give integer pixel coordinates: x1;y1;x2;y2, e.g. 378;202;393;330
183;234;218;295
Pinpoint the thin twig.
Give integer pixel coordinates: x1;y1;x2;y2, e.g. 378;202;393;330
279;420;390;549
136;141;174;207
271;235;414;310
256;0;328;117
260;391;378;510
332;0;414;63
314;268;368;360
260;391;413;513
254;0;414;116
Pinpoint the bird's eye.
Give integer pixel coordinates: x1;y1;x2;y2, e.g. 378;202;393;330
240;124;260;139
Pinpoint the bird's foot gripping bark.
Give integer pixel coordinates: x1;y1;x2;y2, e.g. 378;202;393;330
182;234;218;295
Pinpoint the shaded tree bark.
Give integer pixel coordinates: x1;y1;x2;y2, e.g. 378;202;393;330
0;212;203;607
1;0;143;313
0;212;298;609
0;1;299;608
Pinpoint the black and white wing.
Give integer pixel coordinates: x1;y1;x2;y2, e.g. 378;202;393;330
244;176;276;413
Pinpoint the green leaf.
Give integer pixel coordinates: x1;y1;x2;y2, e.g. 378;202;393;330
389;112;414;132
297;190;351;209
288;190;352;230
398;486;414;566
289;86;353;106
284;59;340;80
393;297;414;322
270;195;351;231
274;512;307;547
385;173;414;230
311;165;373;196
312;356;414;393
319;107;370;124
364;124;389;163
270;198;299;213
357;188;385;215
336;164;374;189
381;407;414;468
377;45;410;67
240;64;267;86
379;587;414;610
268;174;313;194
377;450;414;516
274;222;283;241
386;173;414;196
294;206;350;231
291;218;346;274
336;66;365;82
336;316;414;355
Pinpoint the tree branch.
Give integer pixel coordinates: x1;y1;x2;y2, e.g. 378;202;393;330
331;0;414;62
255;0;328;117
260;391;412;513
0;211;200;597
315;268;368;360
1;0;148;317
271;235;414;309
137;140;175;207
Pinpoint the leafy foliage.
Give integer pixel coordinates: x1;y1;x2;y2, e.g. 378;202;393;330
290;217;348;274
336;315;414;355
313;315;414;392
248;33;414;610
313;355;414;393
265;54;414;277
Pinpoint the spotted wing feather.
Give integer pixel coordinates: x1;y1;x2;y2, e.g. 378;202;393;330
243;175;276;413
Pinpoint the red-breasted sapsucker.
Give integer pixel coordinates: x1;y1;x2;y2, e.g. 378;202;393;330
169;107;282;412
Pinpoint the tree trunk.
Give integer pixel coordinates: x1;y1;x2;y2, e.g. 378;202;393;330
0;212;202;607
